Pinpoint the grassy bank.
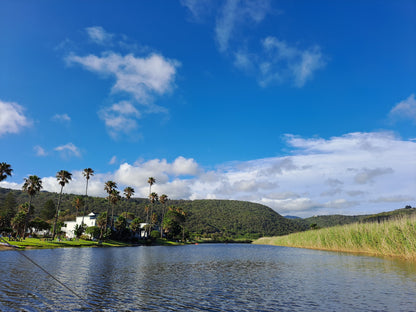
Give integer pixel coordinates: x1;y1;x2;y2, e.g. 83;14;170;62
0;237;131;250
253;215;416;260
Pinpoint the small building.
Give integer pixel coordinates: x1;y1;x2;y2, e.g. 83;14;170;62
62;212;149;239
61;212;97;239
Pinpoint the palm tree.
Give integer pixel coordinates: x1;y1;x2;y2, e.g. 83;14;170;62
123;186;134;220
0;162;13;181
52;170;72;240
22;175;43;211
109;189;121;228
159;194;168;238
104;180;117;230
82;168;94;224
149;192;158;235
145;205;150;223
148;177;155;196
22;175;43;238
72;196;84;219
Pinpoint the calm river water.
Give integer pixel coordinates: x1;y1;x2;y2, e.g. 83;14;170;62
1;244;416;311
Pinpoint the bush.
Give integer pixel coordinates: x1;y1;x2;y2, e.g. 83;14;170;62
150;230;160;239
85;226;100;239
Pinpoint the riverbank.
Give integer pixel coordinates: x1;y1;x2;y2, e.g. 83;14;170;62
0;237;132;250
253;215;416;260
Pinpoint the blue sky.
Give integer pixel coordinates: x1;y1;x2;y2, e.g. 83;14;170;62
1;0;415;217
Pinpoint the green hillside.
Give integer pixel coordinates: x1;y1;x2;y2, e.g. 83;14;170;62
294;206;416;229
0;188;306;239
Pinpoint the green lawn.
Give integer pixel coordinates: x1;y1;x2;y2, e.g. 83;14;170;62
1;237;130;249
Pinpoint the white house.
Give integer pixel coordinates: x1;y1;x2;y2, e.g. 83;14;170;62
61;212;149;239
61;212;98;239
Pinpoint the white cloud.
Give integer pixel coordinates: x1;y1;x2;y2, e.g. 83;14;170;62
34;145;47;156
66;52;180;105
54;143;81;158
113;157;200;196
353;167;394;185
389;94;416;122
66;44;180;138
52;113;71;123
0;100;31;136
98;101;141;138
258;37;326;87
9;132;414;218
182;1;325;87
215;0;270;52
85;26;114;45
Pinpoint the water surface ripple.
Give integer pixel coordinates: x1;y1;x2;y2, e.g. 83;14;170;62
1;244;416;311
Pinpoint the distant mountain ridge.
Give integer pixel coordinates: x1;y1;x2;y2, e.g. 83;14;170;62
1;187;413;238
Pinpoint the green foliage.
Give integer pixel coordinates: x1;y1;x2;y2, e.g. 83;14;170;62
11;211;27;237
255;214;416;260
361;207;416;223
29;217;50;233
0;192;17;229
130;217;143;233
163;207;186;239
302;215;365;228
114;216;127;231
41;199;56;220
74;223;87;238
150;230;160;239
85;226;100;239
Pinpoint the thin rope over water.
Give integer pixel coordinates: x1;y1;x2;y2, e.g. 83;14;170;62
0;236;97;309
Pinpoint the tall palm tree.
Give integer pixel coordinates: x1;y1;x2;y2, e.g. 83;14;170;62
123;186;134;219
22;175;43;237
22;175;43;211
159;194;168;238
104;180;117;230
72;196;84;219
0;162;13;181
109;189;121;228
82;168;94;224
149;192;158;234
148;177;155;197
52;170;72;240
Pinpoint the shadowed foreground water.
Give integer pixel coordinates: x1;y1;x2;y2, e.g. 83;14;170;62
1;244;416;311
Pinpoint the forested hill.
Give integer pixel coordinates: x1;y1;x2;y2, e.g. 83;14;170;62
0;187;307;239
169;199;308;238
293;206;416;229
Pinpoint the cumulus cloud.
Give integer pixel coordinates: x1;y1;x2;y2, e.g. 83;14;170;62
389;94;416;122
98;101;141;138
114;156;200;196
54;143;81;158
66;34;181;138
66;52;180;105
8;132;414;218
0;100;32;136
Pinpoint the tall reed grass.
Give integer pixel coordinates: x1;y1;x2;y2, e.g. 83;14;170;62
254;215;416;260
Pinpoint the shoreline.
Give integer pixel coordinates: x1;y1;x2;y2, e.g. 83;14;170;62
253;239;415;261
253;216;416;261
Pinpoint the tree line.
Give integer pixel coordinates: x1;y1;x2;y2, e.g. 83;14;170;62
0;162;188;242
